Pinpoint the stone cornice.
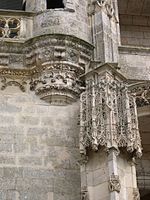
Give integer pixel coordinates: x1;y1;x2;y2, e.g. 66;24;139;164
119;45;150;55
0;9;35;16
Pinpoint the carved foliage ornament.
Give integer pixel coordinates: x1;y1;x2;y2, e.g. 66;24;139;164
80;74;142;157
108;174;121;193
0;17;20;38
129;82;150;107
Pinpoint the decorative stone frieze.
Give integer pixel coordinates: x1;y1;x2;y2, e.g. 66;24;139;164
108;174;121;193
1;77;27;92
129;82;150;107
80;64;142;157
0;17;21;38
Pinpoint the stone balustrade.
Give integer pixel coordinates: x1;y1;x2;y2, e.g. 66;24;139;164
0;10;33;40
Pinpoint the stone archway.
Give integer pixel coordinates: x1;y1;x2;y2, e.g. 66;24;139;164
137;106;150;199
129;82;150;199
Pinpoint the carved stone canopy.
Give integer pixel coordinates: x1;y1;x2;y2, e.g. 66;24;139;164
80;64;142;157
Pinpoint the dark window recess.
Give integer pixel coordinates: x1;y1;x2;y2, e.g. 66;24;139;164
22;1;26;11
47;0;64;9
0;0;25;10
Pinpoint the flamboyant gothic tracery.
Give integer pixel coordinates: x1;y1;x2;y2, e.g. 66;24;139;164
80;68;142;158
0;17;20;38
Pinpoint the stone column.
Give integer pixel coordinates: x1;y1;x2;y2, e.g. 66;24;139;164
88;0;120;62
80;63;142;200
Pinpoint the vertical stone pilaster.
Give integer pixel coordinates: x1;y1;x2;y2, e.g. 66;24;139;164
107;149;120;200
89;0;120;63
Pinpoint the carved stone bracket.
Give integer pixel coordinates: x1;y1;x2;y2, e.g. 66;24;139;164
108;174;121;193
81;186;89;200
0;34;93;105
29;63;83;104
80;65;142;157
129;82;150;108
133;188;140;200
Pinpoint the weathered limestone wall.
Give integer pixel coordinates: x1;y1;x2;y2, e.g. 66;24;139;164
120;25;150;47
119;46;150;80
0;88;80;200
119;14;150;47
33;0;90;42
84;151;109;200
117;155;137;200
82;151;138;200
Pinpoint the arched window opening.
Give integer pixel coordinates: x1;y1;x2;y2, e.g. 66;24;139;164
47;0;64;9
0;0;25;11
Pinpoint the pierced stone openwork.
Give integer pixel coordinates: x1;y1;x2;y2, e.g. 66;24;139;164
0;17;20;38
129;82;150;108
29;63;83;104
80;71;142;157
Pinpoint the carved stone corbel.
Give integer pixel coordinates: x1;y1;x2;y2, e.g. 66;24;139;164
0;34;93;105
129;82;150;107
108;174;121;193
81;186;89;200
133;188;140;200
